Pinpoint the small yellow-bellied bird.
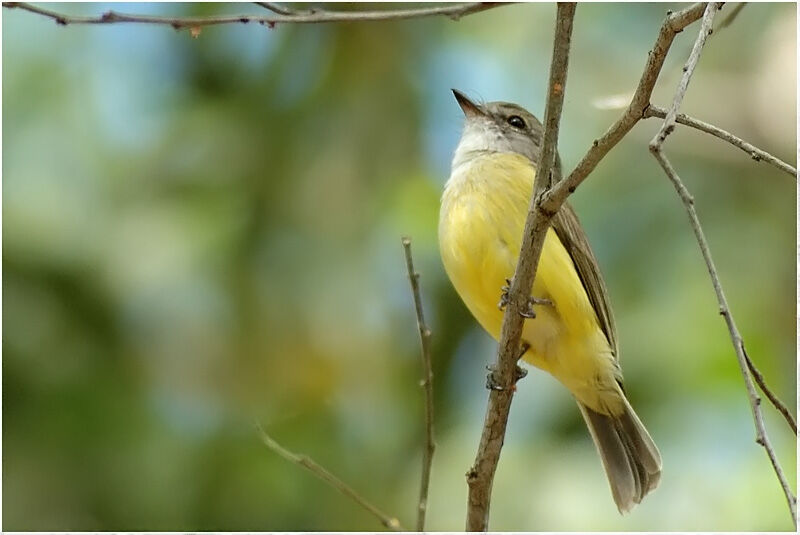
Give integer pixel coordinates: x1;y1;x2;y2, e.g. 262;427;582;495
439;90;662;513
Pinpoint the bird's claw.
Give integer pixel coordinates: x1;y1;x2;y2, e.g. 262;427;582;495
520;296;553;319
498;278;553;319
497;278;513;310
485;366;504;391
485;363;529;391
514;365;528;381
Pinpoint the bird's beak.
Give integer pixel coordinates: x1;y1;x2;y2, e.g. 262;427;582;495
452;89;485;118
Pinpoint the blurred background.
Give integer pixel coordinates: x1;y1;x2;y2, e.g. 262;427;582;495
3;2;797;531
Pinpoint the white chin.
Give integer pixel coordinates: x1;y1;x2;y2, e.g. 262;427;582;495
451;119;508;170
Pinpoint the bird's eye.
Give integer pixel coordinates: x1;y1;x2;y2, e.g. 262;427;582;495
507;115;526;129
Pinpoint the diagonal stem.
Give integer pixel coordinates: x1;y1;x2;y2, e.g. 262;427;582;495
644;105;796;178
742;349;797;435
257;424;406;531
648;2;797;527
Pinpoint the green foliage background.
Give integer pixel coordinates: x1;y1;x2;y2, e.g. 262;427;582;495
3;2;797;531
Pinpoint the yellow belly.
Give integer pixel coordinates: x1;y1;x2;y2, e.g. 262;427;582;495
439;152;621;413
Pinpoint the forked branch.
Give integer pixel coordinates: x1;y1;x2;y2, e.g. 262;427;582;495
644;105;796;177
743;350;797;435
647;2;797;527
540;2;708;211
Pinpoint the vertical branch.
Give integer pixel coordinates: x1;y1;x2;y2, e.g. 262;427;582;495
465;3;576;531
402;237;436;532
648;2;797;527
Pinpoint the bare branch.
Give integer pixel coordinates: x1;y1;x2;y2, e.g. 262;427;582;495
253;2;298;16
651;150;798;527
256;424;406;532
1;2;513;29
743;349;797;435
648;3;797;527
540;3;707;212
401;237;437;532
649;3;720;148
644;104;796;177
465;4;575;531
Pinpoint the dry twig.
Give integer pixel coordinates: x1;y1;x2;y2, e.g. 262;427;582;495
647;2;797;527
253;2;297;16
401;237;437;532
1;2;512;29
539;3;708;211
644;105;796;177
743;350;797;435
465;3;575;531
256;424;406;532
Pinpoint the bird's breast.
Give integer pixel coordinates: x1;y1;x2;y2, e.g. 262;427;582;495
438;152;621;410
439;153;560;359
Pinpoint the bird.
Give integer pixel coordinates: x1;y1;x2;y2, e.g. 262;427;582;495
438;89;662;513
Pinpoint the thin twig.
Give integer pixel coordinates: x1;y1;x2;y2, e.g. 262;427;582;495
743;349;797;435
650;3;721;147
658;3;747;96
464;3;575;531
539;2;708;212
256;424;406;532
648;3;797;527
253;2;298;16
651;151;798;528
1;2;513;29
644;105;797;177
401;237;436;532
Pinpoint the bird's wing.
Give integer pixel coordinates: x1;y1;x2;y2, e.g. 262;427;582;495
551;201;619;359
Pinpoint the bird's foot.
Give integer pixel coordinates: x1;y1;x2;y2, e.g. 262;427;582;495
485;366;504;391
520;296;553;319
497;278;553;319
485;357;529;391
497;278;513;310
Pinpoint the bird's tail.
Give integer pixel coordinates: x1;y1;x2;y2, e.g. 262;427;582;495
578;396;662;513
